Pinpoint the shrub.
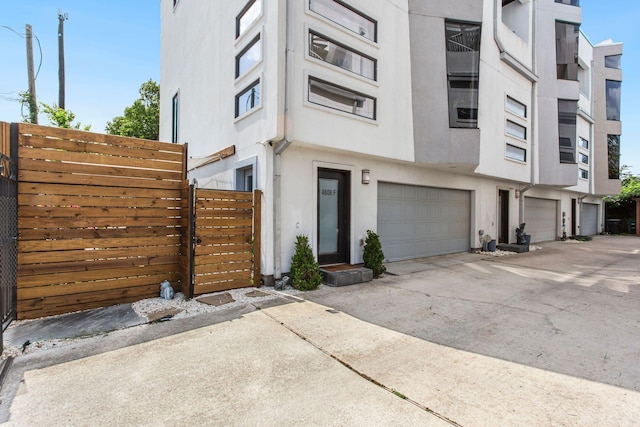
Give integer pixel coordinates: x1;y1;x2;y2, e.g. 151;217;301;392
363;230;386;278
290;235;322;291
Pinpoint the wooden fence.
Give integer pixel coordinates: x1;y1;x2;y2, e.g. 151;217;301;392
192;188;261;295
16;123;188;319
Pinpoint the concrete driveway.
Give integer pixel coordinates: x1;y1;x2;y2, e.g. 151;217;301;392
3;235;640;425
305;235;640;393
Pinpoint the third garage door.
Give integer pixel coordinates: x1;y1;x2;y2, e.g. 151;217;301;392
524;197;557;242
377;183;470;262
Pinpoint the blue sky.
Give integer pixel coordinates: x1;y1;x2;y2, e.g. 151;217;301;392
0;0;159;132
0;1;637;174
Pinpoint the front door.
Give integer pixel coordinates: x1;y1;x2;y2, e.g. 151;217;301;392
318;169;350;265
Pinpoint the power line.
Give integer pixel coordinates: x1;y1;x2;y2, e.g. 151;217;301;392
1;25;44;80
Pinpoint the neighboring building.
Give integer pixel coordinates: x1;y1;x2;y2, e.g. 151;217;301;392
160;0;622;283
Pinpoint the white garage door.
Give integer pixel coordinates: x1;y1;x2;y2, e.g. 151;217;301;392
377;183;470;262
524;197;557;242
581;203;598;236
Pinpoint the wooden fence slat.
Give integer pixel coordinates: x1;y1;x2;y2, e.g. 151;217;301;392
19;170;183;189
19;235;181;253
193;279;251;294
253;189;262;286
19;158;183;181
19;205;181;219
19;245;181;265
19;182;182;199
18;255;180;276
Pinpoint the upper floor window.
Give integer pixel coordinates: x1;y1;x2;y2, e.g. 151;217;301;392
171;92;179;143
606;80;622;121
555;21;579;81
558;99;577;163
579;137;589;149
506;120;526;140
308;76;376;120
235;79;261;118
580;153;589;164
608;134;620;179
236;34;262;78
555;0;579;5
236;0;262;39
309;31;376;80
578;65;590;98
506;144;526;162
506;96;526;118
605;54;622;69
309;0;377;42
445;21;481;128
579;168;588;180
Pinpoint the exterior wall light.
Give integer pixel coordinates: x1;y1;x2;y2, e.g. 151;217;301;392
362;169;370;184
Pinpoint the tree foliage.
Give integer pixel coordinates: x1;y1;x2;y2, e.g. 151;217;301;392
363;230;386;278
40;103;91;131
604;165;640;207
106;79;159;140
290;235;322;291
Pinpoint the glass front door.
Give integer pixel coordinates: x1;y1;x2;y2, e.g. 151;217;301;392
318;169;349;265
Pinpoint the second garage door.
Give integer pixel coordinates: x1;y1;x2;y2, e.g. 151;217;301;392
524;197;557;242
377;182;470;262
581;203;599;236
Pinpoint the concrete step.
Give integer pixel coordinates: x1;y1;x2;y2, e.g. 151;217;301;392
320;266;373;287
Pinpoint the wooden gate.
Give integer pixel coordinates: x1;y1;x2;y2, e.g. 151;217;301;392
191;188;261;296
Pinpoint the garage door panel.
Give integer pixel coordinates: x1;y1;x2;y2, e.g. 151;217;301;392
524;197;557;243
378;183;470;262
581;203;598;236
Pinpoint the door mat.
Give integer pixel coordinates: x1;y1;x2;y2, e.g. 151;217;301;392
321;264;363;272
196;292;235;307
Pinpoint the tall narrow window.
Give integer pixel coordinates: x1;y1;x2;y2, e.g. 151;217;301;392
309;0;377;42
555;21;579;81
445;21;481;128
235;80;261;118
236;34;262;78
308;76;376;120
606;80;622;121
236;0;262;39
578;65;590;98
558;99;577;163
309;31;376;80
171;92;179;143
608;134;620;179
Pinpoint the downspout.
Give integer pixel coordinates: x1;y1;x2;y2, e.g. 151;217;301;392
272;0;293;280
493;0;538;224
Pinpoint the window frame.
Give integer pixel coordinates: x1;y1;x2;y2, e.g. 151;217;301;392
579;153;589;165
579;168;589;180
506;119;527;140
579;137;589;149
235;34;262;79
555;0;579;6
236;0;262;40
555;21;580;81
307;76;376;120
235;79;261;119
608;134;620;180
506;96;527;118
308;0;378;43
605;54;622;69
505;144;527;163
308;30;377;81
171;92;179;143
605;79;622;121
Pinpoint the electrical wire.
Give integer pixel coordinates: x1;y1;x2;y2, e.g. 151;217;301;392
1;25;44;79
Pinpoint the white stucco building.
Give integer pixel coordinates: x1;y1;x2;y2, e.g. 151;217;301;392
160;0;623;284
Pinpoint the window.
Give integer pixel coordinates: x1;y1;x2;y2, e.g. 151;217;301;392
558;99;577;163
580;153;589;164
308;76;376;119
235;80;261;118
579;137;589;149
236;0;261;39
506;120;526;140
445;21;481;128
608;134;620;179
578;65;590;98
309;31;376;80
580;168;589;179
555;21;579;81
506;144;526;162
506;96;526;118
171;92;179;143
555;0;579;5
309;0;377;42
606;80;622;121
605;54;622;69
236;34;262;78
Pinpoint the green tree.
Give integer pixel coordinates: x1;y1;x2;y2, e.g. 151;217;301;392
40;103;91;130
289;235;322;291
604;165;640;207
106;79;159;140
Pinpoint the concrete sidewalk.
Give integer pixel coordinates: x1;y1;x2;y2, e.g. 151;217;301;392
6;298;640;426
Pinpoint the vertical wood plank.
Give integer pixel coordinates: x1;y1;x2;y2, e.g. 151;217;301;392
253;189;262;287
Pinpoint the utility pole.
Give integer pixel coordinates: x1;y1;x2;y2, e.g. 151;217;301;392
25;24;38;123
57;10;68;109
